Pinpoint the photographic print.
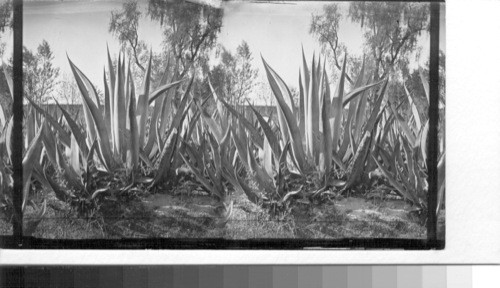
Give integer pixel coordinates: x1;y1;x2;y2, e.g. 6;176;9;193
0;0;445;249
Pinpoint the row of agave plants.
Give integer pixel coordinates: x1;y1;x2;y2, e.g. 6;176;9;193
0;47;445;235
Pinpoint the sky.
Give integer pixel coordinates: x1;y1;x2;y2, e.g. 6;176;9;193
1;0;445;104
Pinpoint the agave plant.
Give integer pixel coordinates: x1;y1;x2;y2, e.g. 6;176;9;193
232;51;384;194
16;49;195;219
372;71;445;212
65;48;185;175
192;50;387;217
0;64;47;235
179;96;246;222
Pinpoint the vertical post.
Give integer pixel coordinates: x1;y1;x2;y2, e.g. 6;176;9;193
427;2;440;243
12;0;23;243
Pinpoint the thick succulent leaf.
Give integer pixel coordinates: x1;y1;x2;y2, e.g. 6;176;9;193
103;68;112;138
262;57;307;173
364;79;388;134
2;62;13;98
151;128;179;186
208;133;222;179
419;120;429;166
390;104;417;146
158;62;178;135
106;45;116;95
0;116;11;154
346;116;357;156
147;79;184;105
419;68;430;104
298;71;306;138
232;167;263;205
0;104;5;129
404;82;422;131
246;142;275;195
43;169;73;203
305;55;319;160
128;78;139;171
113;54;127;158
342;80;384;107
143;89;165;157
68;57;115;170
344;131;372;189
321;70;332;178
69;134;81;177
216;96;264;149
301;46;310;94
40;122;58;169
338;60;365;158
246;101;281;161
198;103;223;143
436;152;446;214
262;136;273;177
168;76;194;136
280;186;303;204
372;155;420;204
55;99;89;158
25;109;36;147
22;121;45;211
207;79;228;130
395;144;413;194
25;97;71;147
276;142;291;198
353;83;369;143
332;55;347;151
41;121;85;191
136;52;153;145
180;153;221;199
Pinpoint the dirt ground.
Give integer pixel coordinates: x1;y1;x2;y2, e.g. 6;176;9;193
1;183;444;240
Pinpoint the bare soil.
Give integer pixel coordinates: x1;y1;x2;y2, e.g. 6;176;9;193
0;183;444;241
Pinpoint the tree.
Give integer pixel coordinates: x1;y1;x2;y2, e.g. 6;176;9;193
148;0;223;77
0;1;12;117
349;2;429;80
0;0;11;57
57;73;81;105
310;4;353;84
311;3;429;82
22;40;60;104
109;0;147;72
209;41;258;106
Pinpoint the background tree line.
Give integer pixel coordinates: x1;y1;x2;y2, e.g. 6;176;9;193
0;1;443;121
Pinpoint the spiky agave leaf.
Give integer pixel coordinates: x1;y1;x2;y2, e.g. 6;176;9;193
179;149;223;200
338;57;366;159
332;54;348;152
22;120;45;212
214;96;264;149
262;57;308;174
389;103;417;146
128;74;139;172
320;69;332;180
419;68;430;104
246;100;281;162
147;79;185;105
436;152;446;214
68;56;115;170
25;96;71;148
55;99;89;158
372;155;420;204
112;53;126;160
306;55;320;161
41;121;84;191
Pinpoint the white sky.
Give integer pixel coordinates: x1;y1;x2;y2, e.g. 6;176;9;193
1;1;445;104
